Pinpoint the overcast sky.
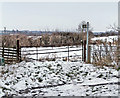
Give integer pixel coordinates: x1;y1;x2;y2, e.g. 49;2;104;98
0;2;118;31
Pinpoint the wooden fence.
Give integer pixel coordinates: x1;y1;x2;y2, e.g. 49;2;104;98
0;40;21;64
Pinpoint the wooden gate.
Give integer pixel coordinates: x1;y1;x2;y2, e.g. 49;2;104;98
0;40;21;64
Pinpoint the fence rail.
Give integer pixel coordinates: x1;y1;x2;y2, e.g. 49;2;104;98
20;42;81;48
21;46;79;52
22;49;82;55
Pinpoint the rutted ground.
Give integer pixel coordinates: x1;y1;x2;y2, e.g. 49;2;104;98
0;60;119;97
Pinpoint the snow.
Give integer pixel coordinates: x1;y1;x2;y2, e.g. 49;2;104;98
37;84;118;96
91;36;118;43
0;60;119;97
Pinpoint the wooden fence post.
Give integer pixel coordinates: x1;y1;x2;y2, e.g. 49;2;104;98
84;40;86;62
81;40;84;61
88;46;91;63
16;40;20;62
36;47;38;61
19;47;21;62
99;46;102;60
92;44;95;63
2;42;4;58
105;45;108;55
68;45;69;61
7;48;9;63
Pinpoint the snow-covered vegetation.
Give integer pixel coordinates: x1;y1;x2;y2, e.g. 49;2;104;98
91;36;119;68
0;60;119;97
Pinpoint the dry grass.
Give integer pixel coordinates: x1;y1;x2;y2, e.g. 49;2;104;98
1;32;94;47
92;41;119;69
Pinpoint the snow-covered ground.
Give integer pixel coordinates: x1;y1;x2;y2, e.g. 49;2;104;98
0;60;119;97
91;36;118;43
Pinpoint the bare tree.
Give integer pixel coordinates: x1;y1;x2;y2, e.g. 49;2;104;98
77;21;93;33
107;23;120;68
107;23;118;32
76;21;93;41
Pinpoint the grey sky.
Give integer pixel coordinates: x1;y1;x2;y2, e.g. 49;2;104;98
0;2;118;31
118;1;120;28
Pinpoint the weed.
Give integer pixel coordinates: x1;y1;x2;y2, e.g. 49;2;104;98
38;77;43;82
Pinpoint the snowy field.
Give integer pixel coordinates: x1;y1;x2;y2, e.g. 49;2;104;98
21;46;82;61
0;60;119;97
91;35;118;43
